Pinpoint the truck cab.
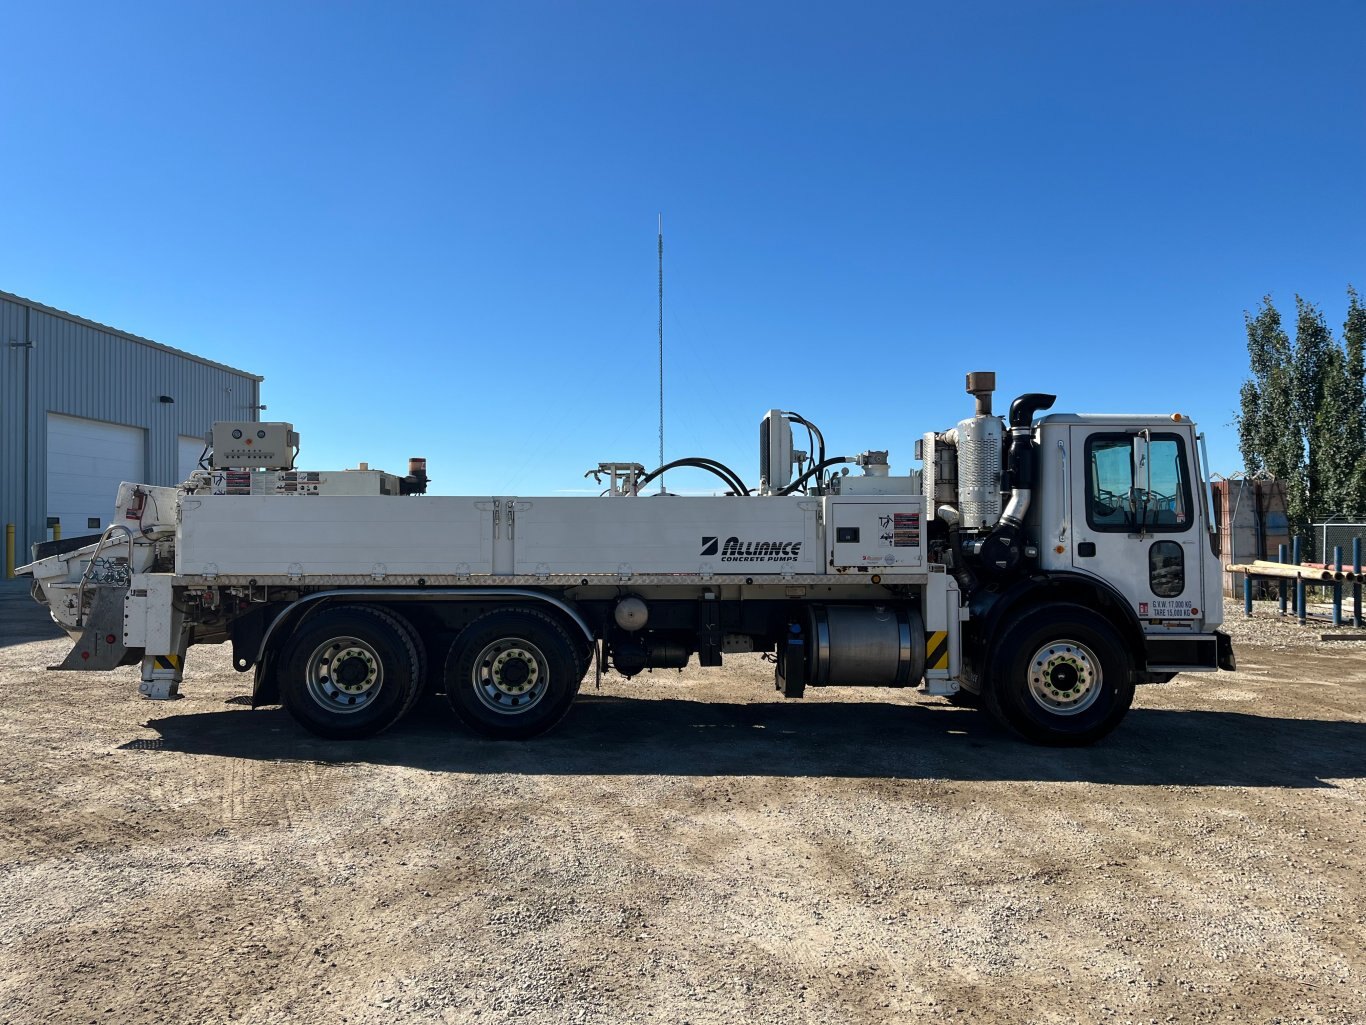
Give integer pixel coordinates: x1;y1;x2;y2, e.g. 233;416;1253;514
1034;414;1227;672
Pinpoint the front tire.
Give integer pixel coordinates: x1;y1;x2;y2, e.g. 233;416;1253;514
444;608;585;740
984;604;1133;746
279;605;421;740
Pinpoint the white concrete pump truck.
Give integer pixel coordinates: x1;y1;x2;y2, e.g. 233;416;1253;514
20;371;1234;745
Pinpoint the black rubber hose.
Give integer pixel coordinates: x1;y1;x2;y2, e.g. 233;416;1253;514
635;461;742;495
684;457;752;495
785;412;826;464
635;458;750;496
777;456;856;496
670;457;750;495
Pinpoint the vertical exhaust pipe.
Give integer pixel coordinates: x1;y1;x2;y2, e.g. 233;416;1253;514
975;392;1055;576
965;371;995;417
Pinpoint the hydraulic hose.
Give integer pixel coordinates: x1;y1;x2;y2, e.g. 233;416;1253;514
784;412;826;474
672;457;750;495
687;457;751;495
777;456;856;496
635;457;750;496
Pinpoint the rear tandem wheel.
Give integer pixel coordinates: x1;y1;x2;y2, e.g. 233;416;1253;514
278;604;421;740
443;607;587;740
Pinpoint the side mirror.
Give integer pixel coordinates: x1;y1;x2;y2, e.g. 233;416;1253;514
1130;431;1152;533
1131;430;1151;496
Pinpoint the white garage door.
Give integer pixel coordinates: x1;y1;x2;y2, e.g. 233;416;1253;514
178;435;207;483
46;413;146;538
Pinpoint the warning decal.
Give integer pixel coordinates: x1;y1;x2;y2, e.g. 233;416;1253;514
926;631;949;671
892;512;920;548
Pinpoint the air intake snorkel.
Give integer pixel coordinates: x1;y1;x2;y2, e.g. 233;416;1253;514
974;392;1056;577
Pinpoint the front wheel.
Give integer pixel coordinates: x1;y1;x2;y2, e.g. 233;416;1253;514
984;604;1134;746
443;608;585;740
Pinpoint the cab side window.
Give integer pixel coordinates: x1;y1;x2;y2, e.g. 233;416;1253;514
1085;433;1193;533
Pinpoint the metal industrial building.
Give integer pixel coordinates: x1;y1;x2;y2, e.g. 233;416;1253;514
2;290;263;567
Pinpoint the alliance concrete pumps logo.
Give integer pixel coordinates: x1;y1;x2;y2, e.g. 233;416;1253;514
701;536;804;563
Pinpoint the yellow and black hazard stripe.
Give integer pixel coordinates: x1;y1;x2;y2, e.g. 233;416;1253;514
925;631;949;672
152;654;182;672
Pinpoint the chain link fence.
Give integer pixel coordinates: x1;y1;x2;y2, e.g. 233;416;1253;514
1312;519;1366;566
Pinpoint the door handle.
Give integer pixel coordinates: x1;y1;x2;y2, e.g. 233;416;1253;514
1078;542;1096;557
1057;440;1070;543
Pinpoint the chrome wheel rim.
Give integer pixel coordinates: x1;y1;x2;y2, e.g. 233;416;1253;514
1026;639;1102;716
471;637;549;715
305;636;384;714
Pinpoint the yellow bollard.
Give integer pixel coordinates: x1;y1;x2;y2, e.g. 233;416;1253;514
5;523;13;578
52;521;61;542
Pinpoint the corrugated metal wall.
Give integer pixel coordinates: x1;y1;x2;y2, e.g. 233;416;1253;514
1;290;263;559
1212;478;1292;596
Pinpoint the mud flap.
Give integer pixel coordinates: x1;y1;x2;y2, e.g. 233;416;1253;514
774;620;807;698
49;586;138;671
1216;630;1236;671
251;649;279;708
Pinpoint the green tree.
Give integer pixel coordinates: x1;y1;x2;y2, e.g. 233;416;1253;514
1343;286;1366;515
1314;340;1353;518
1238;297;1305;527
1238;288;1366;547
1303;297;1347;520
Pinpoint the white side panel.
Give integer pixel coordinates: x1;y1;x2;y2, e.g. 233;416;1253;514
839;475;919;496
123;573;175;652
123;578;150;648
923;573;961;681
511;497;822;575
922;572;953;632
46;413;145;536
176;496;495;576
178;436;206;483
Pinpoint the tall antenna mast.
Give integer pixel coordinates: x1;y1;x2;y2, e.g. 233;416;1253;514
657;212;665;493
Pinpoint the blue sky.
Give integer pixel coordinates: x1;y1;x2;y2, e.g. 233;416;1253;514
2;1;1362;494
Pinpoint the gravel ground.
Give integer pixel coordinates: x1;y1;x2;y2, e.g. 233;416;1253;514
1;584;1363;1025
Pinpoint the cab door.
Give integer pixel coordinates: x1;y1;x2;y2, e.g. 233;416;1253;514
1069;427;1206;627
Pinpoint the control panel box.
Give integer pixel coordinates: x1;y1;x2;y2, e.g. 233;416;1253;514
210;422;298;470
827;496;926;571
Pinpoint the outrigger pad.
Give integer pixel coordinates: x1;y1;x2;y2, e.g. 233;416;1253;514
49;586;137;671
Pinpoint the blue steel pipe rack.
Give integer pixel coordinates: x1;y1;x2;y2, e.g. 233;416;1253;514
1239;534;1364;627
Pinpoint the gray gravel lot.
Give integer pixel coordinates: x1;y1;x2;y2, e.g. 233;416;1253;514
1;581;1363;1024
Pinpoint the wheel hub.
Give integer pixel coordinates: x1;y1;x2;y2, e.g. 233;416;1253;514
490;649;538;694
1026;641;1101;716
306;638;383;712
472;638;550;714
335;654;373;691
1049;661;1080;692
